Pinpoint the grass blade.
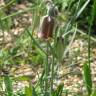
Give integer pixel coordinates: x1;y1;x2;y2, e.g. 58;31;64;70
53;83;64;96
76;0;90;18
4;75;13;96
83;63;92;96
25;85;32;96
91;89;96;96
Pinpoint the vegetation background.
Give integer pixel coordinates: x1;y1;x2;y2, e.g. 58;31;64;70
0;0;96;96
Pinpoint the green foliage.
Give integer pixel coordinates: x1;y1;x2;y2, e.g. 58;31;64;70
25;85;32;96
83;63;92;96
52;84;64;96
4;76;13;96
91;89;96;96
55;37;65;62
0;9;12;30
0;0;96;96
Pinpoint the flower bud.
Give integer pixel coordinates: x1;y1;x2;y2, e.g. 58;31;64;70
55;37;64;62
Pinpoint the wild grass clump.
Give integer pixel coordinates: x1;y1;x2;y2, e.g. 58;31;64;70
0;0;96;96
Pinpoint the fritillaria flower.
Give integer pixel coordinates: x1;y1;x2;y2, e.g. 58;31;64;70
38;1;58;40
38;15;55;39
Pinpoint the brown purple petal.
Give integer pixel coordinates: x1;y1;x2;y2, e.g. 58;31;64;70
38;16;55;39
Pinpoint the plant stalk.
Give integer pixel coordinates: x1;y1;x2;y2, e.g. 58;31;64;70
44;40;49;96
50;50;55;95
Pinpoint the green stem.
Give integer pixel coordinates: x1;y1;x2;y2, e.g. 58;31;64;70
1;8;34;21
88;26;91;68
88;1;96;68
51;51;54;94
44;41;49;96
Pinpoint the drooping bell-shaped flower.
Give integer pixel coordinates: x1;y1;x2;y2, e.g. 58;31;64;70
38;1;58;40
38;15;55;39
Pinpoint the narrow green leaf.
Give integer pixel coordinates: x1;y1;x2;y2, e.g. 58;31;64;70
83;63;92;96
25;85;32;96
4;75;13;96
91;89;96;96
52;83;64;96
32;86;38;96
76;0;90;18
14;76;31;81
26;29;46;55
